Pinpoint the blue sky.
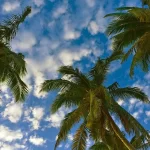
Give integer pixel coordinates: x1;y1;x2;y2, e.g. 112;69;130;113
0;0;150;150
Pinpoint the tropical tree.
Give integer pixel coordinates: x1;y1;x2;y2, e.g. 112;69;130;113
0;6;31;101
105;6;150;76
90;131;150;150
40;51;150;150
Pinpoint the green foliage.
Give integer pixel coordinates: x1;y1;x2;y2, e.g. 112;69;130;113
72;123;87;150
105;7;150;76
90;142;109;150
0;6;31;42
41;51;150;150
54;108;83;150
0;7;31;101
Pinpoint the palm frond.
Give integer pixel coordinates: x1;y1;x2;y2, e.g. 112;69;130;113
109;87;149;103
40;79;77;93
58;66;91;89
51;88;84;114
89;142;109;150
72;122;87;150
0;6;31;42
89;50;122;85
0;63;28;101
54;108;82;150
111;100;150;138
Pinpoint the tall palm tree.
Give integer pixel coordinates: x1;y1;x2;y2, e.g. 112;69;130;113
105;6;150;76
0;7;31;101
40;51;150;150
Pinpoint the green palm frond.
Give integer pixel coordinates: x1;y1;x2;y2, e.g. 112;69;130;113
138;142;150;150
90;58;108;85
72;123;87;150
51;88;83;114
1;51;26;76
0;6;31;42
130;134;150;150
0;63;28;101
89;142;109;150
106;50;124;62
40;79;77;93
105;6;150;75
112;100;150;138
54;108;82;150
58;66;91;89
109;87;149;103
90;51;123;85
107;82;119;91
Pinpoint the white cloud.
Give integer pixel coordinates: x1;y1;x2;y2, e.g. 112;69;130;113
3;103;23;123
29;135;46;146
2;1;20;12
46;107;71;128
0;144;14;150
132;112;140;119
63;20;80;40
68;134;73;141
145;71;150;81
64;30;80;40
95;8;107;33
86;0;95;7
32;107;44;120
0;125;23;142
129;98;137;105
25;107;44;130
11;31;36;52
109;61;121;73
117;99;124;106
29;8;41;17
65;143;70;149
25;56;59;98
33;0;45;7
146;111;150;117
0;98;3;106
59;48;91;65
14;144;25;149
88;21;99;35
53;5;67;18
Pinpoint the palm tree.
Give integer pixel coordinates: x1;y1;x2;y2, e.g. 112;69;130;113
0;7;31;101
105;6;150;76
90;131;150;150
40;51;150;150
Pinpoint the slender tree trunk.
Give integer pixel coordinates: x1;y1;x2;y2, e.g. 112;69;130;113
102;109;135;150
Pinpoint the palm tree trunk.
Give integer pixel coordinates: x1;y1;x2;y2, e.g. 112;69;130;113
102;108;135;150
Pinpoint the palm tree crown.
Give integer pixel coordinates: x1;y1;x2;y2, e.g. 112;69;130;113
40;51;150;150
0;7;31;101
105;6;150;76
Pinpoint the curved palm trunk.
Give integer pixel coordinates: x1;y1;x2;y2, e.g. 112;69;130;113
102;109;135;150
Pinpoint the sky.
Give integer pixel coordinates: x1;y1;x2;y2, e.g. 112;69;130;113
0;0;150;150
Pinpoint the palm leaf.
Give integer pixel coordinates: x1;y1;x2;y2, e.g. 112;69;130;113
111;100;150;138
72;122;87;150
89;142;109;150
40;79;77;93
51;88;84;114
109;87;149;103
0;6;31;42
58;66;91;89
0;63;28;101
54;108;83;150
